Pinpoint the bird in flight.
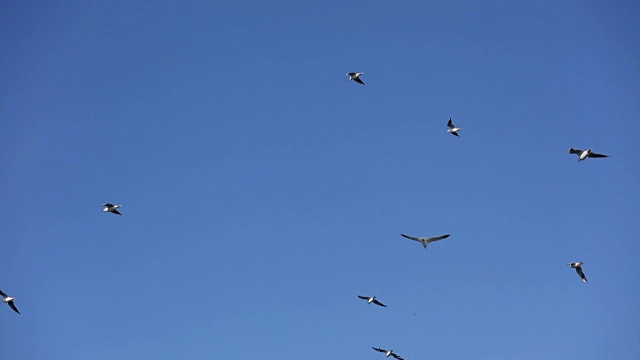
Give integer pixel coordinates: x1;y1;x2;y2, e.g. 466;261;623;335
568;148;610;162
347;72;365;85
372;347;404;359
357;295;387;307
447;118;461;137
566;262;588;283
0;289;21;315
400;233;450;251
103;203;123;215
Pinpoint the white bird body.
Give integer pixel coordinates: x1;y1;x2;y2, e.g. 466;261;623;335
580;150;589;161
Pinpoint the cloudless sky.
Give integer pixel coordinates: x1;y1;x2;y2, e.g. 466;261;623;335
2;1;639;359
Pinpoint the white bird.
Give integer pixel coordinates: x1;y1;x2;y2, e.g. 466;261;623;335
566;262;588;283
568;148;610;162
357;295;387;307
0;290;20;315
347;72;365;85
103;203;123;215
372;347;404;360
447;118;460;137
400;233;450;250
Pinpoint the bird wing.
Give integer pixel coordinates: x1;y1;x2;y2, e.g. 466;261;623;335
587;152;609;158
447;118;454;127
391;354;404;360
373;347;387;353
568;148;584;155
347;72;356;77
103;203;113;207
575;267;588;283
427;234;450;243
451;131;459;137
372;299;387;307
354;77;365;85
400;234;423;242
358;295;370;300
0;289;7;298
8;300;20;314
112;209;122;215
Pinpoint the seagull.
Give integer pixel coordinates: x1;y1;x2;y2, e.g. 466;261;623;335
566;262;588;283
0;290;20;315
347;72;365;85
568;148;610;162
103;203;123;215
372;347;404;360
400;233;450;250
447;118;460;137
357;295;387;307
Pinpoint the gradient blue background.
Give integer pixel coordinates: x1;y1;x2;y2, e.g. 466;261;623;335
2;1;639;359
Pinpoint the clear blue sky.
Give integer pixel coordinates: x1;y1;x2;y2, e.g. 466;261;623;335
2;1;639;359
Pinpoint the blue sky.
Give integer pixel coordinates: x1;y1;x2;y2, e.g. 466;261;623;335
1;1;639;359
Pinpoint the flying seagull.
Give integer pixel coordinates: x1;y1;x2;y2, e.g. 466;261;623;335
566;262;588;283
347;72;365;85
447;118;460;137
357;295;387;307
103;203;123;215
372;347;404;360
401;233;450;250
568;148;610;162
0;290;20;315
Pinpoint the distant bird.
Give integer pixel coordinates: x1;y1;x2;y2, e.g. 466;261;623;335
357;295;387;307
566;262;588;283
568;148;610;162
447;118;461;137
401;233;450;250
347;72;365;85
372;347;404;360
0;290;20;315
103;203;123;215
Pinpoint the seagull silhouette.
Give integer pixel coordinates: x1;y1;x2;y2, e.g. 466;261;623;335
0;290;20;315
566;262;588;283
568;148;610;162
357;295;387;307
347;72;365;85
401;233;451;251
103;203;123;215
